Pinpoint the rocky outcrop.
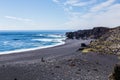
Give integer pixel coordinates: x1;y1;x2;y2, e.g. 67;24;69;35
67;26;120;54
66;27;109;39
89;26;120;54
109;63;120;80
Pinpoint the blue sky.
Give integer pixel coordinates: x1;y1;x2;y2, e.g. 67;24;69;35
0;0;120;30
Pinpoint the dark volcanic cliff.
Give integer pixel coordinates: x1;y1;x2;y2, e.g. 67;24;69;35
90;26;120;54
66;26;120;55
66;27;109;39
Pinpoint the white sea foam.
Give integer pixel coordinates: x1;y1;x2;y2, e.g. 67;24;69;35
3;41;9;45
0;32;66;55
36;34;45;37
0;40;65;55
36;34;64;38
32;39;53;42
3;41;24;48
48;34;63;38
32;38;66;42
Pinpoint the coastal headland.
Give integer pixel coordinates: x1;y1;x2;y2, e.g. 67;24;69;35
0;26;120;80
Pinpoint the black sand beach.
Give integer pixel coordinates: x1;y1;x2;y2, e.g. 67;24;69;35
0;39;119;80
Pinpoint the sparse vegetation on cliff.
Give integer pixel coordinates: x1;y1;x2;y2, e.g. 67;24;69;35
66;26;120;55
89;26;120;55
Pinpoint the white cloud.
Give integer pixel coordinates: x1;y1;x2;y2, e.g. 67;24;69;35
64;0;79;5
52;0;59;3
5;16;32;22
90;0;115;12
53;0;120;29
65;3;120;29
64;0;96;7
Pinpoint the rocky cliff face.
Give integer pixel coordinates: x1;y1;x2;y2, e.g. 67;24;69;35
89;26;120;54
66;26;120;55
66;27;109;39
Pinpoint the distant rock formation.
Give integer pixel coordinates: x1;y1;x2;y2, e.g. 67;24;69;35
66;26;120;55
66;27;109;39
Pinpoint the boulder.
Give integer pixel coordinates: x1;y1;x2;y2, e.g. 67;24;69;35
81;43;87;47
109;64;120;80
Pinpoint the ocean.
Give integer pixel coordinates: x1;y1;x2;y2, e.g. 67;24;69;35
0;30;66;54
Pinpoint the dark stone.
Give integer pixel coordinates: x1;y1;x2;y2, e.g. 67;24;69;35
76;72;80;74
96;61;100;65
14;78;17;80
55;66;60;68
93;69;98;71
2;65;5;67
78;69;81;71
51;73;54;75
87;70;90;72
81;43;87;47
113;64;120;80
77;47;85;51
41;57;45;62
68;59;73;62
69;62;76;67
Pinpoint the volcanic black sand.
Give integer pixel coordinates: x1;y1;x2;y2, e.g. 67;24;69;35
0;39;119;80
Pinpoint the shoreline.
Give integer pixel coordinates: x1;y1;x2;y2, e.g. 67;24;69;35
0;39;65;55
0;39;119;80
0;39;91;63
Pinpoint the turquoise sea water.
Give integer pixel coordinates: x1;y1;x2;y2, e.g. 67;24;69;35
0;30;66;54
